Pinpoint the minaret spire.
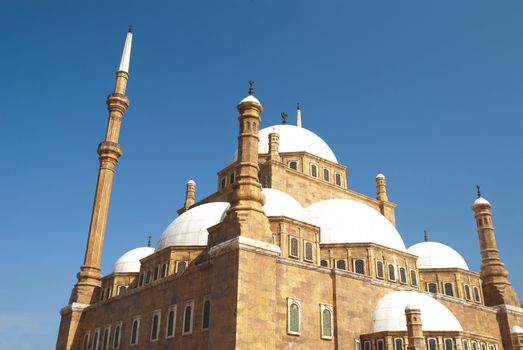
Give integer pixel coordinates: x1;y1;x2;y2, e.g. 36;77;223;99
296;103;302;128
72;29;132;304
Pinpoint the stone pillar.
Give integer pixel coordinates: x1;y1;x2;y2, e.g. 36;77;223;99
472;195;520;306
376;173;388;202
184;179;196;209
405;306;427;350
268;132;281;162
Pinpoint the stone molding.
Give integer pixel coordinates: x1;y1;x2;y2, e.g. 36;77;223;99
209;236;282;258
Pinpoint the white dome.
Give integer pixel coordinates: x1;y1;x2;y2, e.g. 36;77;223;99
372;291;463;332
512;325;523;334
473;196;491;208
305;199;406;251
156;202;230;250
112;247;155;273
407;241;469;270
262;188;308;222
239;94;261;104
232;124;338;164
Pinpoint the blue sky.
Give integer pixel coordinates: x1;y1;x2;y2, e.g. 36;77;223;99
2;1;523;348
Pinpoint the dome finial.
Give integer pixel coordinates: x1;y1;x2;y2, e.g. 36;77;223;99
296;103;302;128
476;185;482;198
248;80;254;95
147;235;151;247
281;112;288;125
424;230;428;242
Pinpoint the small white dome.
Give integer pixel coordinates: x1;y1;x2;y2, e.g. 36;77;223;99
156;202;230;250
305;199;406;251
407;241;469;270
232;124;338;164
473;197;491;208
373;291;463;332
187;179;196;185
262;188;308;222
112;247;155;273
512;325;523;334
239;94;261;104
376;173;385;179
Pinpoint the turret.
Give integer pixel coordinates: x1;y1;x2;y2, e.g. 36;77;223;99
472;187;520;306
268;132;281;162
184;179;196;209
405;305;427;350
376;173;388;202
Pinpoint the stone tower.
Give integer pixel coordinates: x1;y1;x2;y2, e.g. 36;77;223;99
472;191;520;306
405;305;427;350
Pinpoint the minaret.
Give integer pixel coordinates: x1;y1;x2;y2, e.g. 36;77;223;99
268;132;281;162
405;305;427;350
512;326;523;350
376;173;388;201
184;179;196;209
72;28;133;304
472;187;520;306
296;103;302;127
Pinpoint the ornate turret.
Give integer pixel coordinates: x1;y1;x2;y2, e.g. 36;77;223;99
268;132;281;162
376;173;388;202
472;187;519;306
184;179;196;209
405;305;427;350
72;28;133;305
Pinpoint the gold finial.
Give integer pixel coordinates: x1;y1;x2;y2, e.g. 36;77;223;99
248;80;254;95
476;185;482;198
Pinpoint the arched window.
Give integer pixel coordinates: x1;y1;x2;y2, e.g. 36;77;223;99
463;340;470;350
183;302;193;335
388;264;396;281
161;263;167;278
139;273;144;287
113;324;121;349
323;168;330;181
445;339;454;350
336;260;346;270
376;261;384;279
310;164;318;177
444;283;454;297
288;161;298;170
154;266;159;281
82;332;90;350
394;338;404;350
377;340;385;350
399;267;407;283
464;284;471;300
473;286;481;303
335;173;342;186
220;177;226;189
289;237;299;258
287;299;300;335
428;282;438;293
146;270;152;284
102;327;109;350
354;259;365;274
229;172;235;184
481;343;487;350
321;305;333;339
177;261;187;273
150;312;160;341
364;341;371;350
130;318;139;345
472;342;478;350
92;329;100;350
410;270;418;286
166;306;176;338
320;259;329;267
428;338;437;350
118;285;127;296
202;299;211;330
304;241;313;262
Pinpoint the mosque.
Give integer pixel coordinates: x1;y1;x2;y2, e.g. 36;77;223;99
56;30;523;350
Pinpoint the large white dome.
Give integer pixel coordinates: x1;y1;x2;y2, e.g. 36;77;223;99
232;124;338;163
262;188;308;222
305;199;406;251
112;247;155;273
372;291;463;332
407;241;469;270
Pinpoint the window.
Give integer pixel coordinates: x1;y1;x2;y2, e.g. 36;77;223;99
289;237;299;258
202;297;211;330
399;267;407;284
356;339;361;350
83;332;90;350
310;164;318;177
229;172;235;184
220;177;226;189
139;273;144;287
428;338;437;350
377;340;385;350
183;301;194;335
489;345;496;350
336;259;346;270
376;261;384;279
463;340;470;350
288;161;298;170
117;285;127;296
410;270;418;286
102;326;110;350
444;283;454;297
335;173;342;186
113;322;122;349
146;270;152;284
287;298;300;335
166;305;176;339
445;338;454;350
464;284;472;300
154;266;159;281
304;241;313;262
323;168;330;181
364;341;371;350
130;317;140;346
394;338;404;350
427;282;438;293
150;310;161;341
320;304;333;339
388;264;396;281
161;263;168;278
354;259;365;274
472;341;478;350
481;343;487;350
176;261;187;273
473;286;481;303
320;259;329;267
92;328;100;350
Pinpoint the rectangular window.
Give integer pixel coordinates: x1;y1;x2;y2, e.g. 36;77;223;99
161;263;168;278
473;286;481;303
444;282;454;297
102;325;111;350
445;338;454;350
287;298;301;335
202;296;211;331
310;164;318;177
320;304;333;340
427;282;438;293
304;241;313;262
154;266;159;281
113;322;122;349
354;259;365;274
83;332;90;350
288;161;298;170
183;301;194;335
481;343;487;350
220;177;226;189
336;259;347;270
463;340;470;350
165;305;177;339
472;341;478;350
428;338;437;350
146;270;152;284
364;341;372;350
335;173;342;186
150;310;161;341
139;273;144;287
176;261;187;273
130;317;140;346
377;340;384;350
92;328;100;350
399;266;407;284
394;338;404;350
289;237;299;258
229;172;235;184
323;168;330;181
376;261;384;279
388;264;396;281
320;259;329;267
410;270;418;286
464;284;472;300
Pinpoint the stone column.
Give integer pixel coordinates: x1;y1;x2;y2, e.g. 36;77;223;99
184;179;196;209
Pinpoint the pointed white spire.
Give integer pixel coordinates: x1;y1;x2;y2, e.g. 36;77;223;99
296;103;302;128
118;27;133;73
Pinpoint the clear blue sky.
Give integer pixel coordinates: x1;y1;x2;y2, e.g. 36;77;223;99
2;1;523;348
